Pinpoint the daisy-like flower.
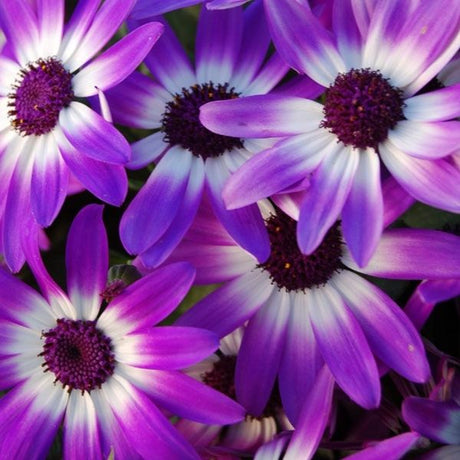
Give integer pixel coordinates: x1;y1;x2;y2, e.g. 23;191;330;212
176;327;293;458
0;0;164;271
200;0;460;267
0;204;244;459
102;3;323;269
164;201;460;458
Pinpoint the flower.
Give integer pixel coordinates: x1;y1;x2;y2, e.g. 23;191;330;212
164;201;460;458
104;3;317;269
200;0;460;267
0;0;164;271
0;204;244;459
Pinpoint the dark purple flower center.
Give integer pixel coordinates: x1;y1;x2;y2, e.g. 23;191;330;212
202;354;281;419
8;57;74;136
321;68;405;150
161;82;244;159
40;318;115;393
260;213;343;291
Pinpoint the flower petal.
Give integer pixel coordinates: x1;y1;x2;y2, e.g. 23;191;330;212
37;0;64;56
129;131;169;169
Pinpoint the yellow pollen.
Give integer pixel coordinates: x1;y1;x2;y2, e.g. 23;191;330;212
284;262;291;269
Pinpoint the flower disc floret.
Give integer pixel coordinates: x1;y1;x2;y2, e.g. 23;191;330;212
162;82;244;159
8;57;74;136
321;68;405;150
40;318;115;393
260;213;343;291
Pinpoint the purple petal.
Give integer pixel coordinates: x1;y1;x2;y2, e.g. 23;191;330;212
206;156;270;263
418;278;460;304
117;326;218;370
124;368;245;425
196;6;242;83
346;433;421;460
284;366;335;460
60;102;131;164
64;0;137;72
73;22;164;97
200;95;323;138
380;141;460;213
279;291;323;425
309;284;380;409
131;0;201;18
98;262;196;336
381;176;415;227
223;131;328;209
176;269;274;337
139;156;205;268
63;392;103;460
297;143;359;255
331;271;429;383
263;0;344;85
343;228;460;280
129;132;169;169
120;146;192;255
66;204;108;321
235;290;290;416
388;120;460;159
37;0;64;55
103;376;200;460
403;397;460;445
342;148;383;267
31;134;69;227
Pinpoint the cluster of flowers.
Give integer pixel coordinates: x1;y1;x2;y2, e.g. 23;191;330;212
0;0;459;458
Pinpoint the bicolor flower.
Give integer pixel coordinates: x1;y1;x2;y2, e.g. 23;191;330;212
104;3;318;268
200;0;460;267
0;0;163;271
165;201;460;458
0;205;244;459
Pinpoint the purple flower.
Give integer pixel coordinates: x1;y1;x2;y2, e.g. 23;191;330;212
0;204;244;459
162;201;460;457
0;0;164;271
104;3;311;268
200;0;460;267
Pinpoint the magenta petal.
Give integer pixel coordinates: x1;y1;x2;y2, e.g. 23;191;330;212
66;204;108;321
344;228;460;280
176;270;274;337
235;290;290;416
73;22;164;97
99;262;196;335
118;326;218;370
120;147;192;255
59;102;131;165
128;368;245;425
309;284;380;409
284;366;335;460
331;271;429;383
381;176;415;227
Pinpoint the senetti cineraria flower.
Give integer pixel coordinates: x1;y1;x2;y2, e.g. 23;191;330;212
104;3;308;269
0;0;163;271
165;202;460;458
0;205;244;459
200;0;460;268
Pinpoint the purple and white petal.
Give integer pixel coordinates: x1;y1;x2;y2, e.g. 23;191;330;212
196;6;242;83
60;102;131;164
263;0;345;85
120;146;192;255
388;120;460;159
129;132;169;169
37;0;64;56
284;366;335;460
331;270;429;382
200;95;324;138
309;284;380;409
297;143;359;256
115;326;218;370
381;176;415;227
342;148;382;267
343;228;460;280
66;205;107;321
380;141;460;212
235;289;290;416
0;58;20;95
73;23;164;97
176;269;274;338
98;262;195;337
